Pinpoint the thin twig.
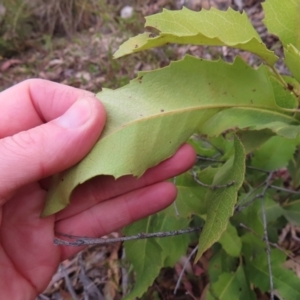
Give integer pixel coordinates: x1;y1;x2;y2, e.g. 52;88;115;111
199;138;224;155
271;65;300;99
235;192;264;213
246;165;270;174
197;154;270;174
235;173;273;213
174;246;199;295
269;185;300;195
258;172;275;300
196;155;224;163
239;223;300;266
54;227;202;247
197;156;270;174
192;170;235;190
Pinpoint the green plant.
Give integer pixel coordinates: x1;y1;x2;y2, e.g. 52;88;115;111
0;0;110;57
45;0;300;298
0;0;33;56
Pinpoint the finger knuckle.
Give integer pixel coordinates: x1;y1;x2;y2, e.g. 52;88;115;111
11;130;44;153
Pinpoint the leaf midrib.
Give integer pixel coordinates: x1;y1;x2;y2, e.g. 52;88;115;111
101;104;299;139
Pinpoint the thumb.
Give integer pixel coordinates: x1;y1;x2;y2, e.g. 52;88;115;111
0;96;106;204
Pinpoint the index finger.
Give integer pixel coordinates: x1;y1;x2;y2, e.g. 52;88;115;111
0;79;95;138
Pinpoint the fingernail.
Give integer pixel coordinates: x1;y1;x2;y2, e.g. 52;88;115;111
55;98;92;129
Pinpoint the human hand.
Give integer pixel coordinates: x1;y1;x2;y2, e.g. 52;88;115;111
0;79;196;299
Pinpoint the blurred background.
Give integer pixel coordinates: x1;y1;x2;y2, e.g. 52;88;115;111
0;0;273;93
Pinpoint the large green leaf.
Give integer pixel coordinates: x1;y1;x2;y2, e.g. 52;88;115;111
263;0;300;50
195;137;246;260
43;56;300;216
114;7;277;65
123;213;190;300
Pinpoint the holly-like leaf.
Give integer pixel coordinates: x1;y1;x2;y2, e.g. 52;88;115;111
43;56;300;216
285;44;300;83
263;0;300;50
123;213;190;300
114;7;277;65
195;137;246;261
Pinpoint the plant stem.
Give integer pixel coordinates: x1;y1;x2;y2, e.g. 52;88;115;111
54;227;202;247
193;170;235;190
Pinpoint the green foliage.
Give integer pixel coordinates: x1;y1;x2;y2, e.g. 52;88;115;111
251;136;298;171
0;0;110;56
207;265;256;300
244;246;300;299
283;199;300;226
114;7;277;64
195;136;245;260
43;55;300;216
285;44;300;83
45;0;300;298
123;213;190;299
218;222;242;257
262;0;300;49
0;0;33;55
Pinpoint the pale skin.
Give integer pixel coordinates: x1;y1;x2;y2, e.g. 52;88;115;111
0;79;196;299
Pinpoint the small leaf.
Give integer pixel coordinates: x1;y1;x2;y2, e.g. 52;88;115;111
208;247;238;283
251;136;297;171
218;222;242;257
114;7;277;64
285;44;300;83
263;0;300;50
195;136;246;260
168;169;217;218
